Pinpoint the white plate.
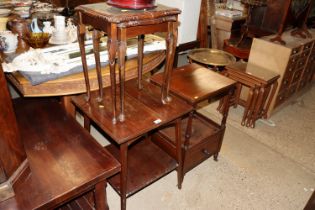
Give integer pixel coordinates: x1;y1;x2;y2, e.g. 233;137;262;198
0;9;11;17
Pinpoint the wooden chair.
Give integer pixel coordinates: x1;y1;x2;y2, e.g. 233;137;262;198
0;62;120;209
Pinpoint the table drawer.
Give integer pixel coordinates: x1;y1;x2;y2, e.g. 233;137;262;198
184;131;222;172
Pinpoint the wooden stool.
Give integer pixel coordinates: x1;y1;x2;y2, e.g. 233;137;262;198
225;62;280;127
150;63;236;182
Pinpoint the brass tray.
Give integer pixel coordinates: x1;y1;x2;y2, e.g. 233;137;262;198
188;48;236;67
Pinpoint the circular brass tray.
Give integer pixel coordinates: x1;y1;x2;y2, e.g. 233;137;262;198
188;48;236;67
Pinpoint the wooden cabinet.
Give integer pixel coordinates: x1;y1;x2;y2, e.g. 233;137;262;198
248;29;315;117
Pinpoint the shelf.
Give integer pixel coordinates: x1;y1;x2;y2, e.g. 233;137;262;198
106;139;177;197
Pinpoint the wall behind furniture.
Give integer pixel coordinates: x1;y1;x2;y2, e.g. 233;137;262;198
156;0;202;45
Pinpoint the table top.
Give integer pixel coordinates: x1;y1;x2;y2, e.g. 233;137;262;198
72;79;192;144
150;63;236;105
225;62;280;84
6;51;165;97
75;3;180;24
188;48;236;67
0;98;120;210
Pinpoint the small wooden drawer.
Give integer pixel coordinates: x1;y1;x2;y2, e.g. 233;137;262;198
286;82;298;98
288;55;299;66
303;41;314;51
291;46;302;56
291;69;303;83
298;78;307;90
184;131;221;172
279;76;291;92
296;57;308;70
285;63;296;74
274;92;287;108
152;113;223;173
300;49;311;59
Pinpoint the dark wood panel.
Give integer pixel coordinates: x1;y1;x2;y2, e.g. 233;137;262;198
0;64;26;183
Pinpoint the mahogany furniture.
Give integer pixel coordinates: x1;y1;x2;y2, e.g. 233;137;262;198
107;0;156;9
248;29;315;117
75;3;180;124
150;63;236;180
225;62;280;128
74;4;192;210
72;79;192;210
6;50;165;115
0;65;120;209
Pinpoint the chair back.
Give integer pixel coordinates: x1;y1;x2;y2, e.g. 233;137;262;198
0;60;26;184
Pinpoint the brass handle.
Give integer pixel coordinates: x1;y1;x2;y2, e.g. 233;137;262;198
202;149;211;156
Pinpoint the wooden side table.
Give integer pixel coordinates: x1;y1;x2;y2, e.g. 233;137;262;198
75;3;180;124
150;63;236;181
225;62;280;127
72;80;192;210
74;4;193;210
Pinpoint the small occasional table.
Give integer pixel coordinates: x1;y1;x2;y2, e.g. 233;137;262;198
151;63;236;181
225;62;280;127
75;3;180;123
74;3;192;210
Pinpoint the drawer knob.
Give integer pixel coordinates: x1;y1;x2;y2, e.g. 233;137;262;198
202;149;211;156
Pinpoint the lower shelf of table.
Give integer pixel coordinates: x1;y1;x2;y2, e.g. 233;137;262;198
106;138;177;197
58;192;94;210
152;112;224;173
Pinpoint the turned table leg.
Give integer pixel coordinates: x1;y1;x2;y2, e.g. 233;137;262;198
77;13;91;101
118;28;127;122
